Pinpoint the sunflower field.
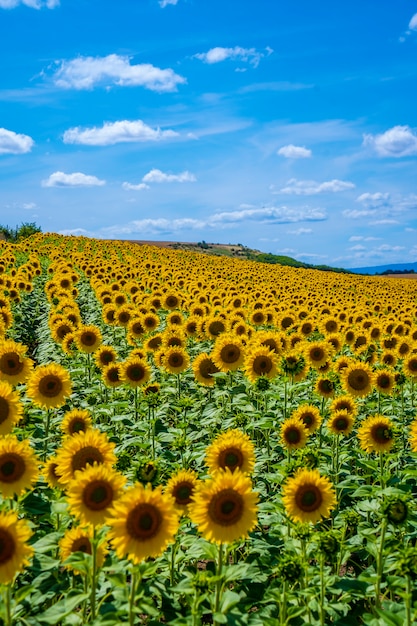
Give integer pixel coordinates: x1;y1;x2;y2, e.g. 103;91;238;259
1;233;417;626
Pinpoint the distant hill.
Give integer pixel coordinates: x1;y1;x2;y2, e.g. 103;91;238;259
350;262;417;275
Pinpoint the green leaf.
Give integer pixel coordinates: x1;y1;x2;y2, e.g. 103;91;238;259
37;592;89;624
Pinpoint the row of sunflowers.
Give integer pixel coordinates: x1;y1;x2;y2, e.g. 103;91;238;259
0;232;417;625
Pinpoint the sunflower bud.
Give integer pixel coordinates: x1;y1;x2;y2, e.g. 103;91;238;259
382;495;409;525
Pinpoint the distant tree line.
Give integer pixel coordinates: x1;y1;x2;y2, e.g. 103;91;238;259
0;222;42;242
379;268;415;275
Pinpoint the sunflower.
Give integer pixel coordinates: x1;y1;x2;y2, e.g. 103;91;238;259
94;345;118;369
280;418;309;450
51;319;75;343
212;334;245;373
192;353;220;387
144;333;163;353
163;292;180;311
165;469;199;514
120;357;151;388
55;429;117;485
188;468;259;544
61;409;93;436
42;455;64;489
404;355;417;380
357;415;394;454
75;325;102;354
66;463;126;526
61;332;77;355
282;468;336;524
341;362;374;398
327;410;355;436
0;510;33;584
107;483;180;564
142;313;160;333
374;369;396;395
59;526;106;573
243;347;278;383
162;347;190;375
291;404;322;435
280;351;305;379
26;363;72;409
0;340;33;385
304;341;332;369
205;430;256;475
330;395;358;418
409;419;417;452
205;316;227;339
102;363;122;388
0;435;39;498
0;380;23;435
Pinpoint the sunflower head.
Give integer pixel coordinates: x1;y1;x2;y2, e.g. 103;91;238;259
291;404;322;434
357;415;395;454
61;408;93;436
280;418;309;450
0;380;23;436
328;410;355;436
0;435;39;498
26;362;72;409
165;469;199;514
205;429;256;475
0;510;33;584
282;468;337;524
59;526;106;574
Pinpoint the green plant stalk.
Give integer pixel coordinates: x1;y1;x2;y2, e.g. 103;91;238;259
134;386;138;421
319;554;325;626
284;380;287;420
300;537;311;623
191;588;201;626
4;583;12;626
90;528;98;622
279;580;288;625
129;567;140;626
170;539;178;587
43;409;52;461
405;574;412;626
379;451;385;489
375;518;387;610
214;542;224;626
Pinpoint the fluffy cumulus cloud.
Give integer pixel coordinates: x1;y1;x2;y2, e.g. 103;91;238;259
409;13;417;30
52;54;186;92
194;46;272;68
42;171;106;187
279;178;355;195
142;169;196;183
122;182;149;191
159;0;178;6
63;120;179;146
356;192;390;206
0;0;58;8
277;144;312;159
209;205;326;225
288;227;312;235
363;125;417;157
0;128;34;154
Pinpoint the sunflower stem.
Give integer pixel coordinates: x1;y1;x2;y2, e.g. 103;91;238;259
379;451;385;489
128;566;140;626
283;380;287;420
319;554;325;626
4;583;12;626
375;517;387;610
90;527;98;622
279;579;288;625
214;542;224;625
405;574;412;626
43;409;52;461
170;539;178;586
300;537;311;623
134;386;138;421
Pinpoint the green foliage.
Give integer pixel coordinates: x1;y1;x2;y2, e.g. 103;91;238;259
0;221;41;242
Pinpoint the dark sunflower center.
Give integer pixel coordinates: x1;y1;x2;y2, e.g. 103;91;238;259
71;446;104;473
70;419;86;434
377;375;390;389
39;375;63;398
285;427;301;444
81;333;95;346
199;359;218;378
127;365;145;381
302;413;314;427
408;359;417;372
220;346;240;364
348;371;369;391
209;321;225;336
0;397;10;424
296;485;322;512
72;538;92;554
371;425;392;444
174;482;193;505
0;353;24;376
218;446;244;472
107;368;120;382
253;356;272;375
335;417;348;431
168;354;183;367
0;453;25;483
83;480;114;511
0;528;15;565
126;504;162;541
209;489;244;526
311;349;324;361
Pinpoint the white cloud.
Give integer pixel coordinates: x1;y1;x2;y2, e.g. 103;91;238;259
210;205;327;224
349;235;379;242
42;171;106;187
277;144;312;159
122;182;149;191
102;218;206;236
52;54;186;92
159;0;178;6
279;178;355;195
287;227;312;235
194;46;272;68
297;252;327;260
0;0;58;8
356;192;390;206
369;219;400;225
349;244;367;251
377;244;405;252
343;208;378;219
142;169;196;183
409;13;417;30
363;125;417;157
63;120;179;146
0;128;34;154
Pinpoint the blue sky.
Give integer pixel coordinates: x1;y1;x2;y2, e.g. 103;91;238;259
1;0;416;268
